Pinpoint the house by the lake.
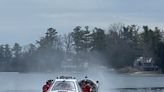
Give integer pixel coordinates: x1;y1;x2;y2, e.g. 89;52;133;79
133;57;160;71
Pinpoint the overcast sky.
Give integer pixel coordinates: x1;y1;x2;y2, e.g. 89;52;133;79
0;0;164;45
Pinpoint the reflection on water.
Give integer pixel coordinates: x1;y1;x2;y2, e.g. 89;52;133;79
115;88;164;92
2;88;164;92
1;72;164;92
0;90;38;92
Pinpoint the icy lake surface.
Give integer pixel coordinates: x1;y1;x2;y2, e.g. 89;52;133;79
0;71;164;92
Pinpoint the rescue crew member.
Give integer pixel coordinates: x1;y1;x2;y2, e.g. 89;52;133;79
82;81;92;92
42;80;53;92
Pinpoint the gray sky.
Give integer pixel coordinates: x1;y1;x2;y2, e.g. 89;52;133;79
0;0;164;45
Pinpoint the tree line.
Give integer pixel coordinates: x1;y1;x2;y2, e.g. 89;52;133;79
0;24;164;72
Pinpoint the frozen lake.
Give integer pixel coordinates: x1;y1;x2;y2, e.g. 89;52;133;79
1;71;164;92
